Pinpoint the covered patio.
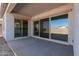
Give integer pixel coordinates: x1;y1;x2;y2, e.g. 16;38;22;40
1;3;79;56
7;37;73;56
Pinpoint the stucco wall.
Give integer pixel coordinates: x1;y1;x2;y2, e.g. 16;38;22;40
73;4;79;56
3;13;14;41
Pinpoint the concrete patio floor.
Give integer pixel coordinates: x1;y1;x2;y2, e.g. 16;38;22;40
0;37;14;56
7;37;73;56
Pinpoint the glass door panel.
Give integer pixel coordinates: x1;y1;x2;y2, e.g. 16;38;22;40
50;14;68;42
40;18;49;38
15;19;22;37
34;21;39;36
23;20;28;36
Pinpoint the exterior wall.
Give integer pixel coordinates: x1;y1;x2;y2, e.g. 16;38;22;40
73;4;79;56
68;11;74;45
3;13;14;41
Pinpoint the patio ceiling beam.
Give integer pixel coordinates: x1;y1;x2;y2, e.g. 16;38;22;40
12;13;31;20
4;3;16;16
0;3;8;18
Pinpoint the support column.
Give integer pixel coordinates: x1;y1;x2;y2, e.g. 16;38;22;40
73;4;79;56
3;13;14;41
28;20;33;36
68;11;73;45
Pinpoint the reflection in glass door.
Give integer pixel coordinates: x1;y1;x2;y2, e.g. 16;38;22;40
15;19;22;37
23;20;28;36
40;18;49;38
50;14;68;42
34;21;39;36
15;19;28;37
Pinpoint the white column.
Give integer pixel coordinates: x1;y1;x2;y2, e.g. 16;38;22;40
68;11;74;45
28;20;33;36
3;13;14;41
73;4;79;56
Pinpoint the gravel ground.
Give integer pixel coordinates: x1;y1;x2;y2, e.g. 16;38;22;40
0;37;14;56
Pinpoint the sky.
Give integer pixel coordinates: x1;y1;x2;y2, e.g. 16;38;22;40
51;18;68;28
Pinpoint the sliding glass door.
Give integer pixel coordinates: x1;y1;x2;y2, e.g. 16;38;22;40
33;14;68;42
23;20;28;36
34;21;39;36
15;19;22;37
50;14;68;42
40;18;49;38
15;19;28;37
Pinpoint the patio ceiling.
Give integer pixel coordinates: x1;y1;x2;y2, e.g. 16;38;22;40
0;3;8;18
11;3;68;17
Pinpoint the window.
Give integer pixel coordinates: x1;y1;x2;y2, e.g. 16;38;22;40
50;14;68;42
34;21;39;36
40;18;49;38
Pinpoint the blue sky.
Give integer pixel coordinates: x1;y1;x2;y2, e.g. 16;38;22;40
51;18;68;28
